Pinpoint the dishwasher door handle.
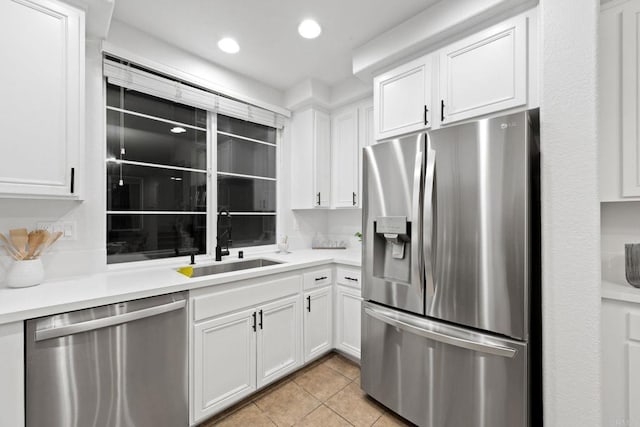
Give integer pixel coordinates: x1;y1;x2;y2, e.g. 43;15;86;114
35;299;187;342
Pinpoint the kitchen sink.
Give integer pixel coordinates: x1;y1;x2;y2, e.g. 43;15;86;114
188;258;283;277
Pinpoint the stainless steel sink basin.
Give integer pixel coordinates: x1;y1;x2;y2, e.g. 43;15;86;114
188;258;283;277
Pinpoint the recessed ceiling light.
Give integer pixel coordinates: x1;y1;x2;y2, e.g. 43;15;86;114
218;37;240;54
170;126;187;134
298;19;322;39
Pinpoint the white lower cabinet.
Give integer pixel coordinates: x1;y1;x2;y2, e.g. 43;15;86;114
602;298;640;427
190;275;303;424
191;266;363;424
193;308;257;421
303;286;333;362
257;295;302;387
335;285;362;359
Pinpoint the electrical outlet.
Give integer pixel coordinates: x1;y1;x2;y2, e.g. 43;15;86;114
35;221;76;240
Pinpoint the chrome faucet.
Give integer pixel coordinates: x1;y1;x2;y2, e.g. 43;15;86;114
216;209;232;261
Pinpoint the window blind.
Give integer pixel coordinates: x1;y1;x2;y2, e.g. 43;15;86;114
103;58;286;129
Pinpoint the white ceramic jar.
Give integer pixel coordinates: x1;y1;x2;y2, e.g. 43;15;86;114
6;259;44;288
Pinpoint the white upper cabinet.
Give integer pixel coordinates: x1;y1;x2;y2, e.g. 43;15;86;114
0;0;84;198
622;1;640;197
330;98;374;209
439;15;527;125
373;55;433;140
599;0;640;200
314;110;331;207
331;107;359;208
290;108;331;208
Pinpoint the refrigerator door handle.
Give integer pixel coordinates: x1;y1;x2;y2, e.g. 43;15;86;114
411;149;424;290
364;304;518;359
423;140;436;300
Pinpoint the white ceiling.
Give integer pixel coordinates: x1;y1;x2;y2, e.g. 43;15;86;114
112;0;439;91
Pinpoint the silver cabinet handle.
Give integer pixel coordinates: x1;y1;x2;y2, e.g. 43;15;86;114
410;149;424;293
35;300;187;342
423;137;436;300
364;304;517;358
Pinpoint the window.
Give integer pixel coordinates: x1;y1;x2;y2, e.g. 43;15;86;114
217;115;277;248
106;83;208;264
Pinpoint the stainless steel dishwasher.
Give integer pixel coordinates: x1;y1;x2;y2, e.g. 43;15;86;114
25;291;188;427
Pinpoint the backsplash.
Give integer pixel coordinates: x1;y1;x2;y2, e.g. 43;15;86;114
601;202;640;284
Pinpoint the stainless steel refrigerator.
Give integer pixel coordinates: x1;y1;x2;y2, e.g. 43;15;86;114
361;110;541;427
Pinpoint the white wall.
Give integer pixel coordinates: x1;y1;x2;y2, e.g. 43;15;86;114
105;20;287;114
327;210;362;249
540;0;601;425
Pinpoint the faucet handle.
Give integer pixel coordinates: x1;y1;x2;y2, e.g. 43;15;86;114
190;252;196;265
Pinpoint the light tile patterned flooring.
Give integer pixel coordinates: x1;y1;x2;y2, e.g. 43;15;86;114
200;352;414;427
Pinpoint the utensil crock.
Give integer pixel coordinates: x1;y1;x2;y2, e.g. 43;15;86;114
6;258;44;288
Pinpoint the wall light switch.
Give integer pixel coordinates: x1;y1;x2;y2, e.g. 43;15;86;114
35;221;76;240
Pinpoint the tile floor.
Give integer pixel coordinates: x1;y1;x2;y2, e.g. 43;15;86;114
199;352;414;427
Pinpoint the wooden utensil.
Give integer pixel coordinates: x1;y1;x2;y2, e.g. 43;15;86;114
25;230;47;260
33;231;63;258
2;246;20;261
0;233;22;260
9;228;28;258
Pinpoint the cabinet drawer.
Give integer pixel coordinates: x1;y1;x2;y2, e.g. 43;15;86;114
303;269;332;290
336;267;361;289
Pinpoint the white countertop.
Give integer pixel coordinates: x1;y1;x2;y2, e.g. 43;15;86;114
0;249;361;325
602;280;640;304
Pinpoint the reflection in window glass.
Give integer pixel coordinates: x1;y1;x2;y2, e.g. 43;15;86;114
107;163;206;212
217;135;276;178
106;110;206;169
218;176;275;212
107;213;206;264
218;115;276;144
106;84;207;264
218;215;276;248
217;115;277;248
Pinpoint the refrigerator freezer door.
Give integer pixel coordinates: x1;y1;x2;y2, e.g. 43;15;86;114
362;135;425;315
361;302;528;427
426;111;532;339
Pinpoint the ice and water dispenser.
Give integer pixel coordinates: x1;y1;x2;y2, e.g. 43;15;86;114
372;216;413;284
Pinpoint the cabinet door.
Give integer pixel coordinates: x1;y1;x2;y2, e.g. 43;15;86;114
629;343;640;426
623;2;640;196
373;55;432;140
192;308;257;423
304;287;333;362
256;295;302;387
314;110;331;207
439;15;527;125
335;286;362;359
290;108;315;209
0;0;83;198
331;108;359;208
358;100;374;207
